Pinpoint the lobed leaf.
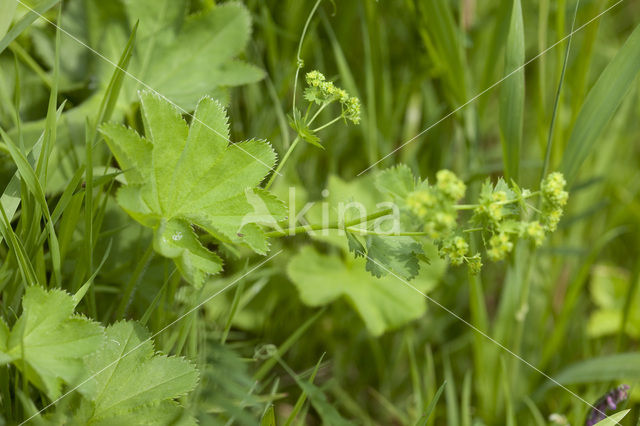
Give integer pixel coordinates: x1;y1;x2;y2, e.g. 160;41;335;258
365;235;423;280
75;321;198;425
287;245;444;336
0;286;104;399
100;91;286;286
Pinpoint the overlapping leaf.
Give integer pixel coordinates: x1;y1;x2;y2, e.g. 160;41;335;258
0;286;104;399
100;91;286;286
287;173;446;335
288;244;444;336
73;321;198;425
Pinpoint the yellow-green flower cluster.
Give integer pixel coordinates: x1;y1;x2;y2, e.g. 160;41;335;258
487;232;514;261
522;220;545;247
406;176;459;240
440;236;469;266
474;190;508;227
436;170;466;201
399;170;568;273
541;172;568;232
304;70;361;124
407;188;456;239
466;254;483;274
343;97;361;124
405;170;483;272
406;190;436;218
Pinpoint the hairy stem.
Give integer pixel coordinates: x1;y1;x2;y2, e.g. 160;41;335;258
264;136;301;190
266;208;393;237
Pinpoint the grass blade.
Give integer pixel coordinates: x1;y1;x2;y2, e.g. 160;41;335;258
499;0;524;182
548;353;640;386
0;0;59;54
0;126;61;286
416;381;446;426
594;409;630;426
561;21;640;183
0;0;17;40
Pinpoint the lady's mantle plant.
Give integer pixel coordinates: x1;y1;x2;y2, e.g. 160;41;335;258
100;91;286;287
368;165;569;274
0;288;198;424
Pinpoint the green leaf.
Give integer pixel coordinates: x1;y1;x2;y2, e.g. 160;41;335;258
154;218;223;288
587;264;640;338
125;1;264;110
416;381;447;426
100;91;286;286
287;245;445;336
375;164;418;200
561;22;640;183
100;123;152;185
75;321;198;425
288;109;322;148
594;410;630;426
4;286;104;398
0;318;10;365
0;0;17;40
416;0;469;105
0;0;59;55
261;406;276;426
346;231;366;258
540;353;640;393
499;0;524;182
285;373;353;426
365;235;424;280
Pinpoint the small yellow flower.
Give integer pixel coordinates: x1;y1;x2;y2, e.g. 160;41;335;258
487;232;513;261
542;172;568;207
436;170;466;201
524;221;545;247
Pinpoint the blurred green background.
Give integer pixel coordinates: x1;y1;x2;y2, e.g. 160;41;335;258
2;0;640;424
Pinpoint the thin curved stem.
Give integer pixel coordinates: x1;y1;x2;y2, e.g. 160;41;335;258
307;102;330;126
312;115;343;132
292;0;323;112
265;208;393;238
264;136;300;190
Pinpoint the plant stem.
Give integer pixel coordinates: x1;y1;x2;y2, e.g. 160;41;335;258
265;208;393;237
455;191;540;210
115;242;154;319
292;0;323;111
264;136;300;190
312;115;342;132
307;102;330;126
346;227;429;237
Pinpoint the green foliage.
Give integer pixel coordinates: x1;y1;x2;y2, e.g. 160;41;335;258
0;286;104;399
593;410;630;426
122;1;264;110
561;19;640;183
365;235;423;280
73;321;198;425
100;91;286;287
588;264;640;338
288;244;444;336
541;353;640;389
375;164;566;270
499;0;525;182
82;0;264;111
2;0;640;424
0;0;17;41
